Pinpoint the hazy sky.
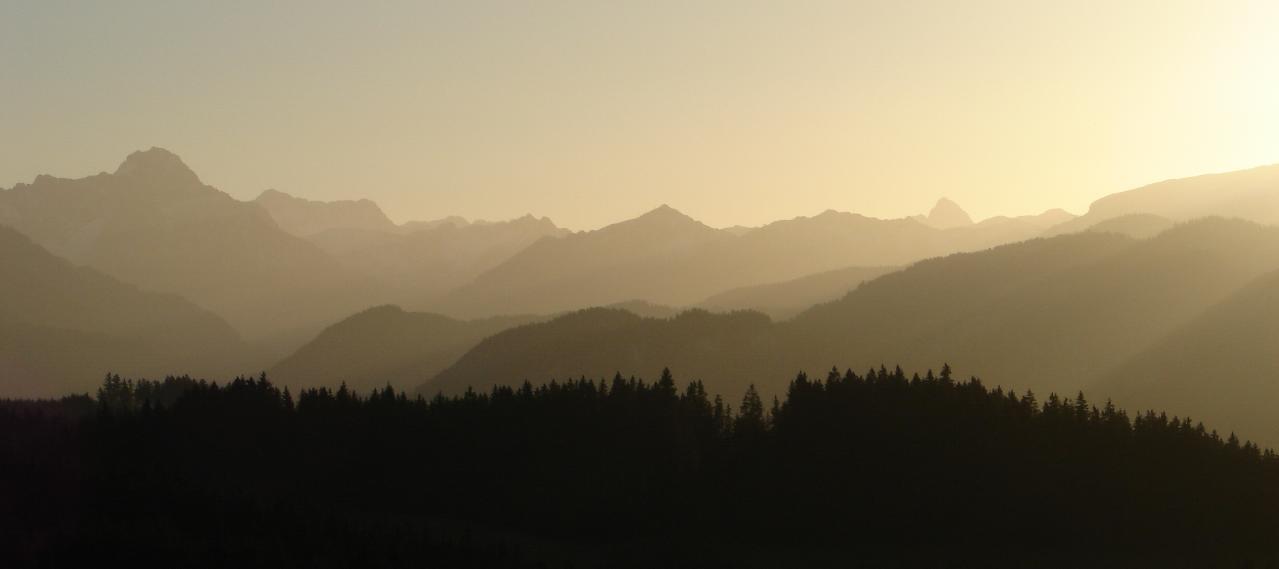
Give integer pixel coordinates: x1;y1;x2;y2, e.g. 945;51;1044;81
3;1;1277;230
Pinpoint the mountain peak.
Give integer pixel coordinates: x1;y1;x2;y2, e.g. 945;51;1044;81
638;204;693;222
255;188;293;202
113;147;202;187
924;198;974;229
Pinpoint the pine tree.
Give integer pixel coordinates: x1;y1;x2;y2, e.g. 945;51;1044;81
736;384;766;437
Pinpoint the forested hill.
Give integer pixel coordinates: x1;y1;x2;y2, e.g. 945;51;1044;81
5;368;1279;568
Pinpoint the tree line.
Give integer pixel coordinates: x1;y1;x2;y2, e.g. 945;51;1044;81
4;366;1279;568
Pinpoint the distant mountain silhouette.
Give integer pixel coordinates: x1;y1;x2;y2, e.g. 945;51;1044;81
443;204;1050;317
253;188;397;236
269;305;538;394
309;214;568;305
697;265;898;320
0;148;383;342
398;215;470;233
975;208;1076;230
1047;162;1279;234
912;197;974;229
274;300;707;394
425;219;1279;445
0;226;245;397
441;205;735;316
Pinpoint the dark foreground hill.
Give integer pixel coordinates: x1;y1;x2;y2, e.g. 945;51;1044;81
427;218;1279;446
0;226;246;397
5;371;1279;568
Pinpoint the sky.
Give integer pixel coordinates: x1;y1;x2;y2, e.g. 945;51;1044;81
2;1;1278;231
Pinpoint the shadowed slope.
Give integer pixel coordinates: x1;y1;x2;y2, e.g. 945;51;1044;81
1095;267;1279;447
0;226;244;397
269;305;539;393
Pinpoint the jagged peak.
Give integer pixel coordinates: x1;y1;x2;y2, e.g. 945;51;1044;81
113;147;201;186
513;213;559;227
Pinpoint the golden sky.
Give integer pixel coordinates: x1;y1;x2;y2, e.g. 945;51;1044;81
3;1;1278;230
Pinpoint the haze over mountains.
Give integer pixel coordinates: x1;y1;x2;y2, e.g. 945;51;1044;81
0;226;244;397
0;148;378;343
1047;163;1279;234
254;189;399;237
427;218;1279;446
309;214;568;306
442;202;1061;317
7;147;1279;447
697;265;898;320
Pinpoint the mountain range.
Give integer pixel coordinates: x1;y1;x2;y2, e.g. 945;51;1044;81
441;203;1064;317
6;146;1279;446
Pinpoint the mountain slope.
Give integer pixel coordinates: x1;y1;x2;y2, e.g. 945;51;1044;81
0;148;381;340
1094;267;1279;446
784;219;1279;396
697;265;898;320
0;226;245;397
425;219;1279;436
1084;213;1175;239
1047;162;1279;234
269;306;538;394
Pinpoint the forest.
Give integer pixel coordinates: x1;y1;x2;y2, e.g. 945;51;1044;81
5;367;1279;568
